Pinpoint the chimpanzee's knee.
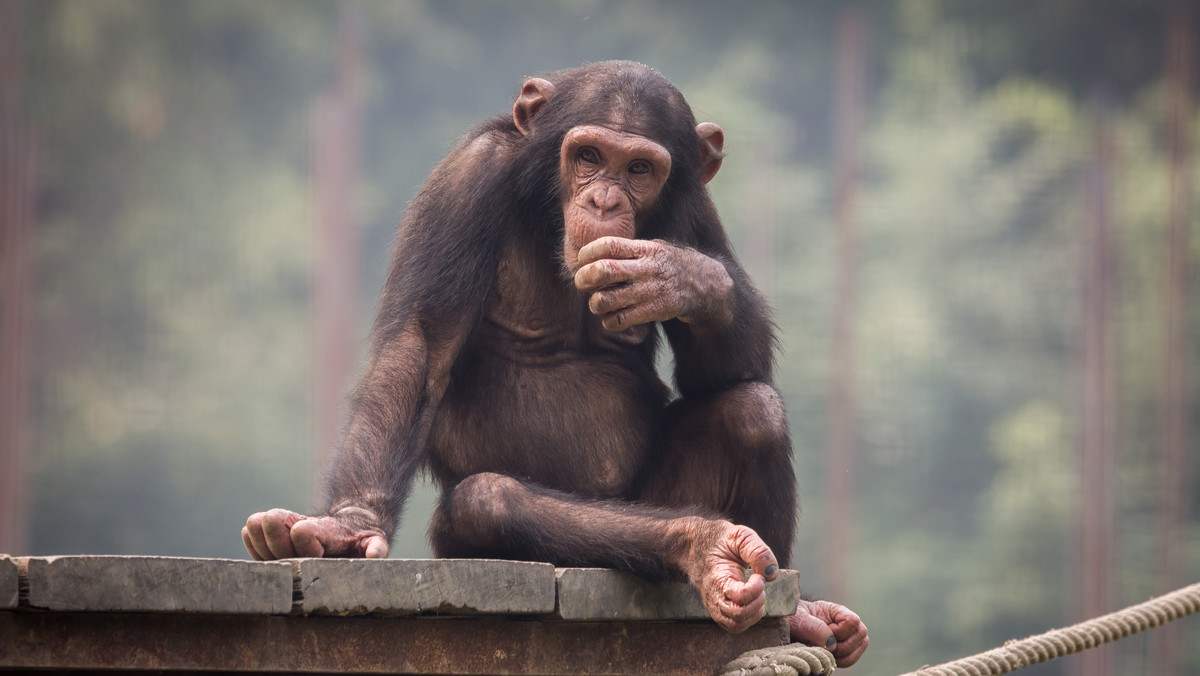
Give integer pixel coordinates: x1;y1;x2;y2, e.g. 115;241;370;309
683;381;790;461
653;381;795;562
725;381;789;457
440;472;524;550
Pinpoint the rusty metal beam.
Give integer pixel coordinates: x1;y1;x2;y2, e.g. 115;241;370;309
1;611;789;675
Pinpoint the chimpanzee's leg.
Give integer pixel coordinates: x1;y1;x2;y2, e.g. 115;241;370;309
637;381;797;567
429;476;717;578
427;380;795;568
427;466;781;633
423;380;793;633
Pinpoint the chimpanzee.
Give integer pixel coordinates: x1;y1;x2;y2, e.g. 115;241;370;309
243;61;867;667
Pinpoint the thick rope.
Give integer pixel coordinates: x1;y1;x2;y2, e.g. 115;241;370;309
718;644;836;676
897;581;1200;676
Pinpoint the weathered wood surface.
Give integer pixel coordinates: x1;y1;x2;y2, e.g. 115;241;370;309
295;558;557;615
0;555;803;675
22;555;293;614
0;555;16;609
555;567;801;621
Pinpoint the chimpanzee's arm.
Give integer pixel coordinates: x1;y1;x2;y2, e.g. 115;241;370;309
242;127;518;560
321;317;469;538
321;130;516;537
572;229;775;398
661;250;777;397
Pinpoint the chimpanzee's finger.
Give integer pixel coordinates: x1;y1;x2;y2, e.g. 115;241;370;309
730;525;778;582
576;236;648;267
723;572;766;607
289;518;328;557
243;512;274;560
788;611;836;650
261;508;299;559
363;534;389;559
830;605;865;640
241;526;264;561
718;582;766;633
836;633;869;668
575;256;641;293
586;281;635;316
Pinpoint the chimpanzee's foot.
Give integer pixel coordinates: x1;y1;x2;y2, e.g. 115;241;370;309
788;599;870;667
684;519;779;633
242;508;389;560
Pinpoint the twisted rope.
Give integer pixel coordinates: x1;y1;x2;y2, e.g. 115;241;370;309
718;644;836;676
898;581;1200;676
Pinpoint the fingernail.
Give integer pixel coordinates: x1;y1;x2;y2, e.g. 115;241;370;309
765;564;778;576
826;635;837;649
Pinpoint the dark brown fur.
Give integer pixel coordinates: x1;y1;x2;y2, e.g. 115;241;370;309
323;61;795;574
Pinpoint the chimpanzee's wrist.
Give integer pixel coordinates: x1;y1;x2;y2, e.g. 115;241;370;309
678;252;734;330
328;502;389;533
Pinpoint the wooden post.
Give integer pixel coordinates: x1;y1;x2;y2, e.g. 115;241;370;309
1153;12;1194;676
0;0;34;556
1076;94;1116;676
310;5;365;503
826;5;866;604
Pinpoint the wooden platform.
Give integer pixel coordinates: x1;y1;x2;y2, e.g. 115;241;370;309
0;554;799;675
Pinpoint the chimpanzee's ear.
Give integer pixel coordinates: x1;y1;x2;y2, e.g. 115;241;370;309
514;78;557;136
695;122;724;184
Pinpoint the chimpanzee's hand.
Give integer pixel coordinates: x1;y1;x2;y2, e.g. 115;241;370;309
682;520;780;634
574;236;733;331
242;508;389;560
788;598;869;667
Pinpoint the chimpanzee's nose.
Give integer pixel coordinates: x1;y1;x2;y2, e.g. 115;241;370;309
587;183;626;218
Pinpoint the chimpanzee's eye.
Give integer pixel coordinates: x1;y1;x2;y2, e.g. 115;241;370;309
628;160;651;175
579;147;600;164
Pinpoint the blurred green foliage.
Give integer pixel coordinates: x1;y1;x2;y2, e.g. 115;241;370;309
10;1;1198;674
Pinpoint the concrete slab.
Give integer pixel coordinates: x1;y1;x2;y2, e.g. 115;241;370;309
293;558;556;616
555;567;801;621
22;556;292;614
0;555;16;608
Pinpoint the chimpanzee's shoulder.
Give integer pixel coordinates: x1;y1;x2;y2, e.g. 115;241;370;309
458;116;522;154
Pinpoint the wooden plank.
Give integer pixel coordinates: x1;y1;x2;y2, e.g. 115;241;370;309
22;555;292;614
293;558;556;616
